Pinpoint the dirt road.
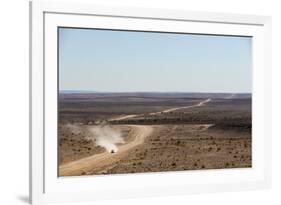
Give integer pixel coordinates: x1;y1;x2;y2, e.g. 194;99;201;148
150;98;211;115
109;114;138;121
225;94;236;99
59;125;153;176
60;98;212;176
109;98;211;121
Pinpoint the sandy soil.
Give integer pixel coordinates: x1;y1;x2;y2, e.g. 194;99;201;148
104;124;251;174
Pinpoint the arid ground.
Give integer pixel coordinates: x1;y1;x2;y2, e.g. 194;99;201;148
58;93;251;176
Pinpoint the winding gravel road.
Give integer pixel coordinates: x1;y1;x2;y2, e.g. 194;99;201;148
59;125;153;176
59;98;211;176
109;98;211;121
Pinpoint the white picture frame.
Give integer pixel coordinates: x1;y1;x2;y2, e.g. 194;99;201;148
30;1;272;204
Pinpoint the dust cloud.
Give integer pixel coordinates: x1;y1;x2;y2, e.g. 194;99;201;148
87;126;124;153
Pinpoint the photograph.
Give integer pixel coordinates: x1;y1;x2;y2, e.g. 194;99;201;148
58;28;252;177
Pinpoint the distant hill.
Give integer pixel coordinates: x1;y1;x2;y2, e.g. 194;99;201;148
59;91;251;100
60;90;98;94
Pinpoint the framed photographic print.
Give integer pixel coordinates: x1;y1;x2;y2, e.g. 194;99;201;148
30;1;271;204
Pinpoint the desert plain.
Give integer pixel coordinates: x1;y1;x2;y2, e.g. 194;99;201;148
58;92;251;176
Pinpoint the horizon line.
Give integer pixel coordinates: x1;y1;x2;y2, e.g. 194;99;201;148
59;90;252;94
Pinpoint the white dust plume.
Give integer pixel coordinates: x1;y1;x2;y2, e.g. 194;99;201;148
87;126;124;153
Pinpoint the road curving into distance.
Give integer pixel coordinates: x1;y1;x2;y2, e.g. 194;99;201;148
59;98;212;176
109;98;211;121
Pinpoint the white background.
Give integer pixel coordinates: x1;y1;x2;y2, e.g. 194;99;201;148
0;0;279;204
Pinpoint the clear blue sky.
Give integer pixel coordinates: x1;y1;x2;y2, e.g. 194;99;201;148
59;28;252;93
